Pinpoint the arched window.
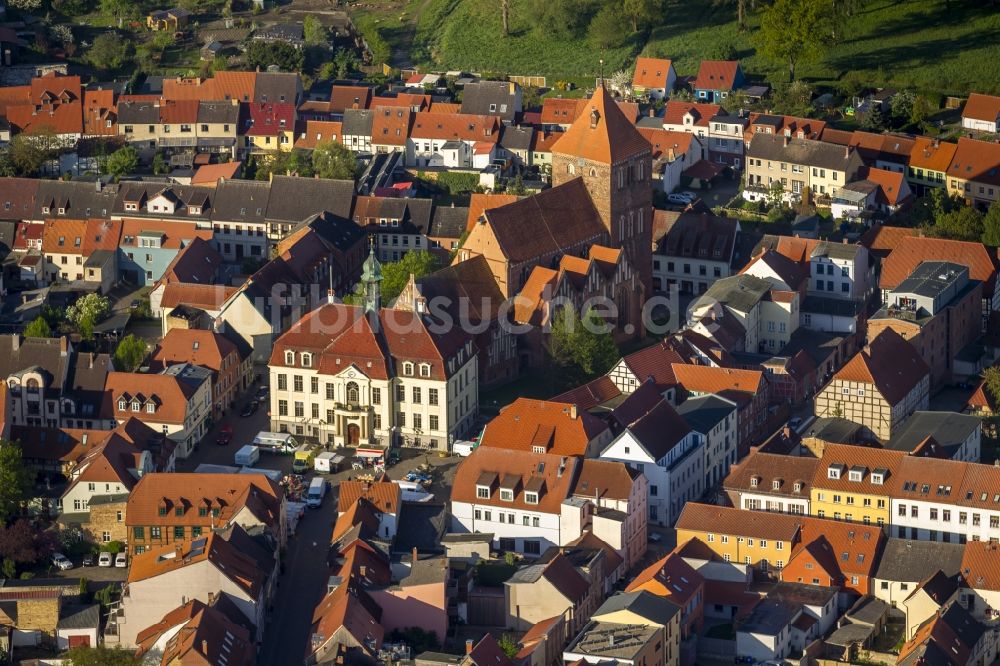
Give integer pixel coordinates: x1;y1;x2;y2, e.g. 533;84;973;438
567;163;575;175
402;362;414;376
301;352;312;367
284;350;295;365
589;168;597;177
346;382;359;405
25;378;39;393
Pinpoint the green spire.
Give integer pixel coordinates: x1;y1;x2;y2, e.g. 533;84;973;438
361;239;382;314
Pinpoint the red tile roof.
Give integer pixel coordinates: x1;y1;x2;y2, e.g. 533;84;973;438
962;92;1000;123
465;193;519;232
540;97;585;125
150;328;238;374
337;479;401;516
452;446;580;514
672;364;764;396
120;219;212;250
862;166;911;206
370;105;412;146
635;127;695;161
41;218;87;254
329;85;372;113
662;101;721;128
243;102;294;136
83;88;116;136
103;371;198;425
693;60;740;92
551;86;650;164
960;540;1000;591
479;398;608;457
677;503;801;542
191;161;242;186
633;57;674;90
294;120;342;149
410;111;499;142
833;329;929;404
160;283;236;311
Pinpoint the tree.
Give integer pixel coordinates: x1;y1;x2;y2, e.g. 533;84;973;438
547;306;619;390
890;90;916;126
497;634;520;659
623;0;663;31
113;334;147;372
0;446;35;523
64;645;136;666
8;0;42;11
501;0;510;36
714;0;748;31
303;15;328;45
0;519;55;565
533;0;597;40
8;129;59;177
312;140;358;180
983;202;1000;247
333;48;358;79
933;205;984;242
983;366;1000;405
66;293;110;340
380;251;441;302
246;40;304;72
24;317;52;338
757;0;833;81
771;80;813;117
103;146;138;179
87;33;133;72
609;70;633;100
588;4;628;48
99;0;138;26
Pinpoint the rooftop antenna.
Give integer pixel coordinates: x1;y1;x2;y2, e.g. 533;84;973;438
599;59;605;88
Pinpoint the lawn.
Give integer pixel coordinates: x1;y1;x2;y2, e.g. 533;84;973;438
379;0;1000;97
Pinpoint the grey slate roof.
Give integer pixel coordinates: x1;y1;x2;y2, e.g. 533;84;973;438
58;603;100;630
254;71;300;104
34;180;118;219
804;416;862;443
748;133;863;172
702;273;771;313
198;101;240;124
0;335;71;394
428;205;469;240
499;125;532;151
677;394;736;434
874;539;964;583
461;80;519;121
211;179;271;223
342;108;374;137
117;100;161;125
594;590;680;624
887;411;982;456
266;176;355;223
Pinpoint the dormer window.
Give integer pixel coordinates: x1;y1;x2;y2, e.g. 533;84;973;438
871;473;884;485
301;352;312;367
118;399;127;411
793;482;803;493
131;400;141;412
532;446;545;454
146;403;155;414
499;489;514;502
828;465;844;480
772;479;782;490
525;492;538;505
848;467;865;482
285;350;295;365
750;476;760;488
403;362;414;376
419;363;431;377
476;485;490;500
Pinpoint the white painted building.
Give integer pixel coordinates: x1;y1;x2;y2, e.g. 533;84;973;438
600;398;703;526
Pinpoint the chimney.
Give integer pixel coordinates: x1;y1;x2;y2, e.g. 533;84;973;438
59;336;68;355
570;404;578;420
11;335;20;351
782;135;789;147
466;640;475;655
845;145;851;158
202;640;208;654
412;547;418;563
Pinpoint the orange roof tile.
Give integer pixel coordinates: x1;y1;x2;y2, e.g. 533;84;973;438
410;111;499;142
294;120;342;150
947;136;1000;187
371;105;412;146
160;283;236;311
633;57;674;90
551;86;650;164
191;161;242;186
676;503;801;542
150;328;238;374
465;193;519;232
636;127;695;161
909;137;958;173
693;60;740;92
479;398;608;456
662;100;721;128
41;218;87;254
962;92;1000;123
812;443;907;495
672;363;764;395
120;218;212;250
880;235;998;296
103;371;198;425
337;479;401;515
862;166;911;206
452;447;580;515
82;219;122;254
961;541;1000;590
126;472;282;531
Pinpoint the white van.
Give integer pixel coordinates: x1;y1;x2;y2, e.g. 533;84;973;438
252;431;297;454
314;451;342;473
235;445;260;467
452;440;476;457
306;477;326;508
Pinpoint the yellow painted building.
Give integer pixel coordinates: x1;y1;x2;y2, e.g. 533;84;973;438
674;503;800;572
808;444;905;526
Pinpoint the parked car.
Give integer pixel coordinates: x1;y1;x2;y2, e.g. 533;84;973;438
667;191;696;205
82;554;94;567
51;553;73;570
241;401;258;417
98;552;113;567
216;424;233;446
114;553;127;568
255;386;269;403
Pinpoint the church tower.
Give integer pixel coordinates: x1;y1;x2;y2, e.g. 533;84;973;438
361;243;382;315
551;85;653;294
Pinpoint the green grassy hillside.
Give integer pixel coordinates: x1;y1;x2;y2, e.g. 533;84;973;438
391;0;1000;96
